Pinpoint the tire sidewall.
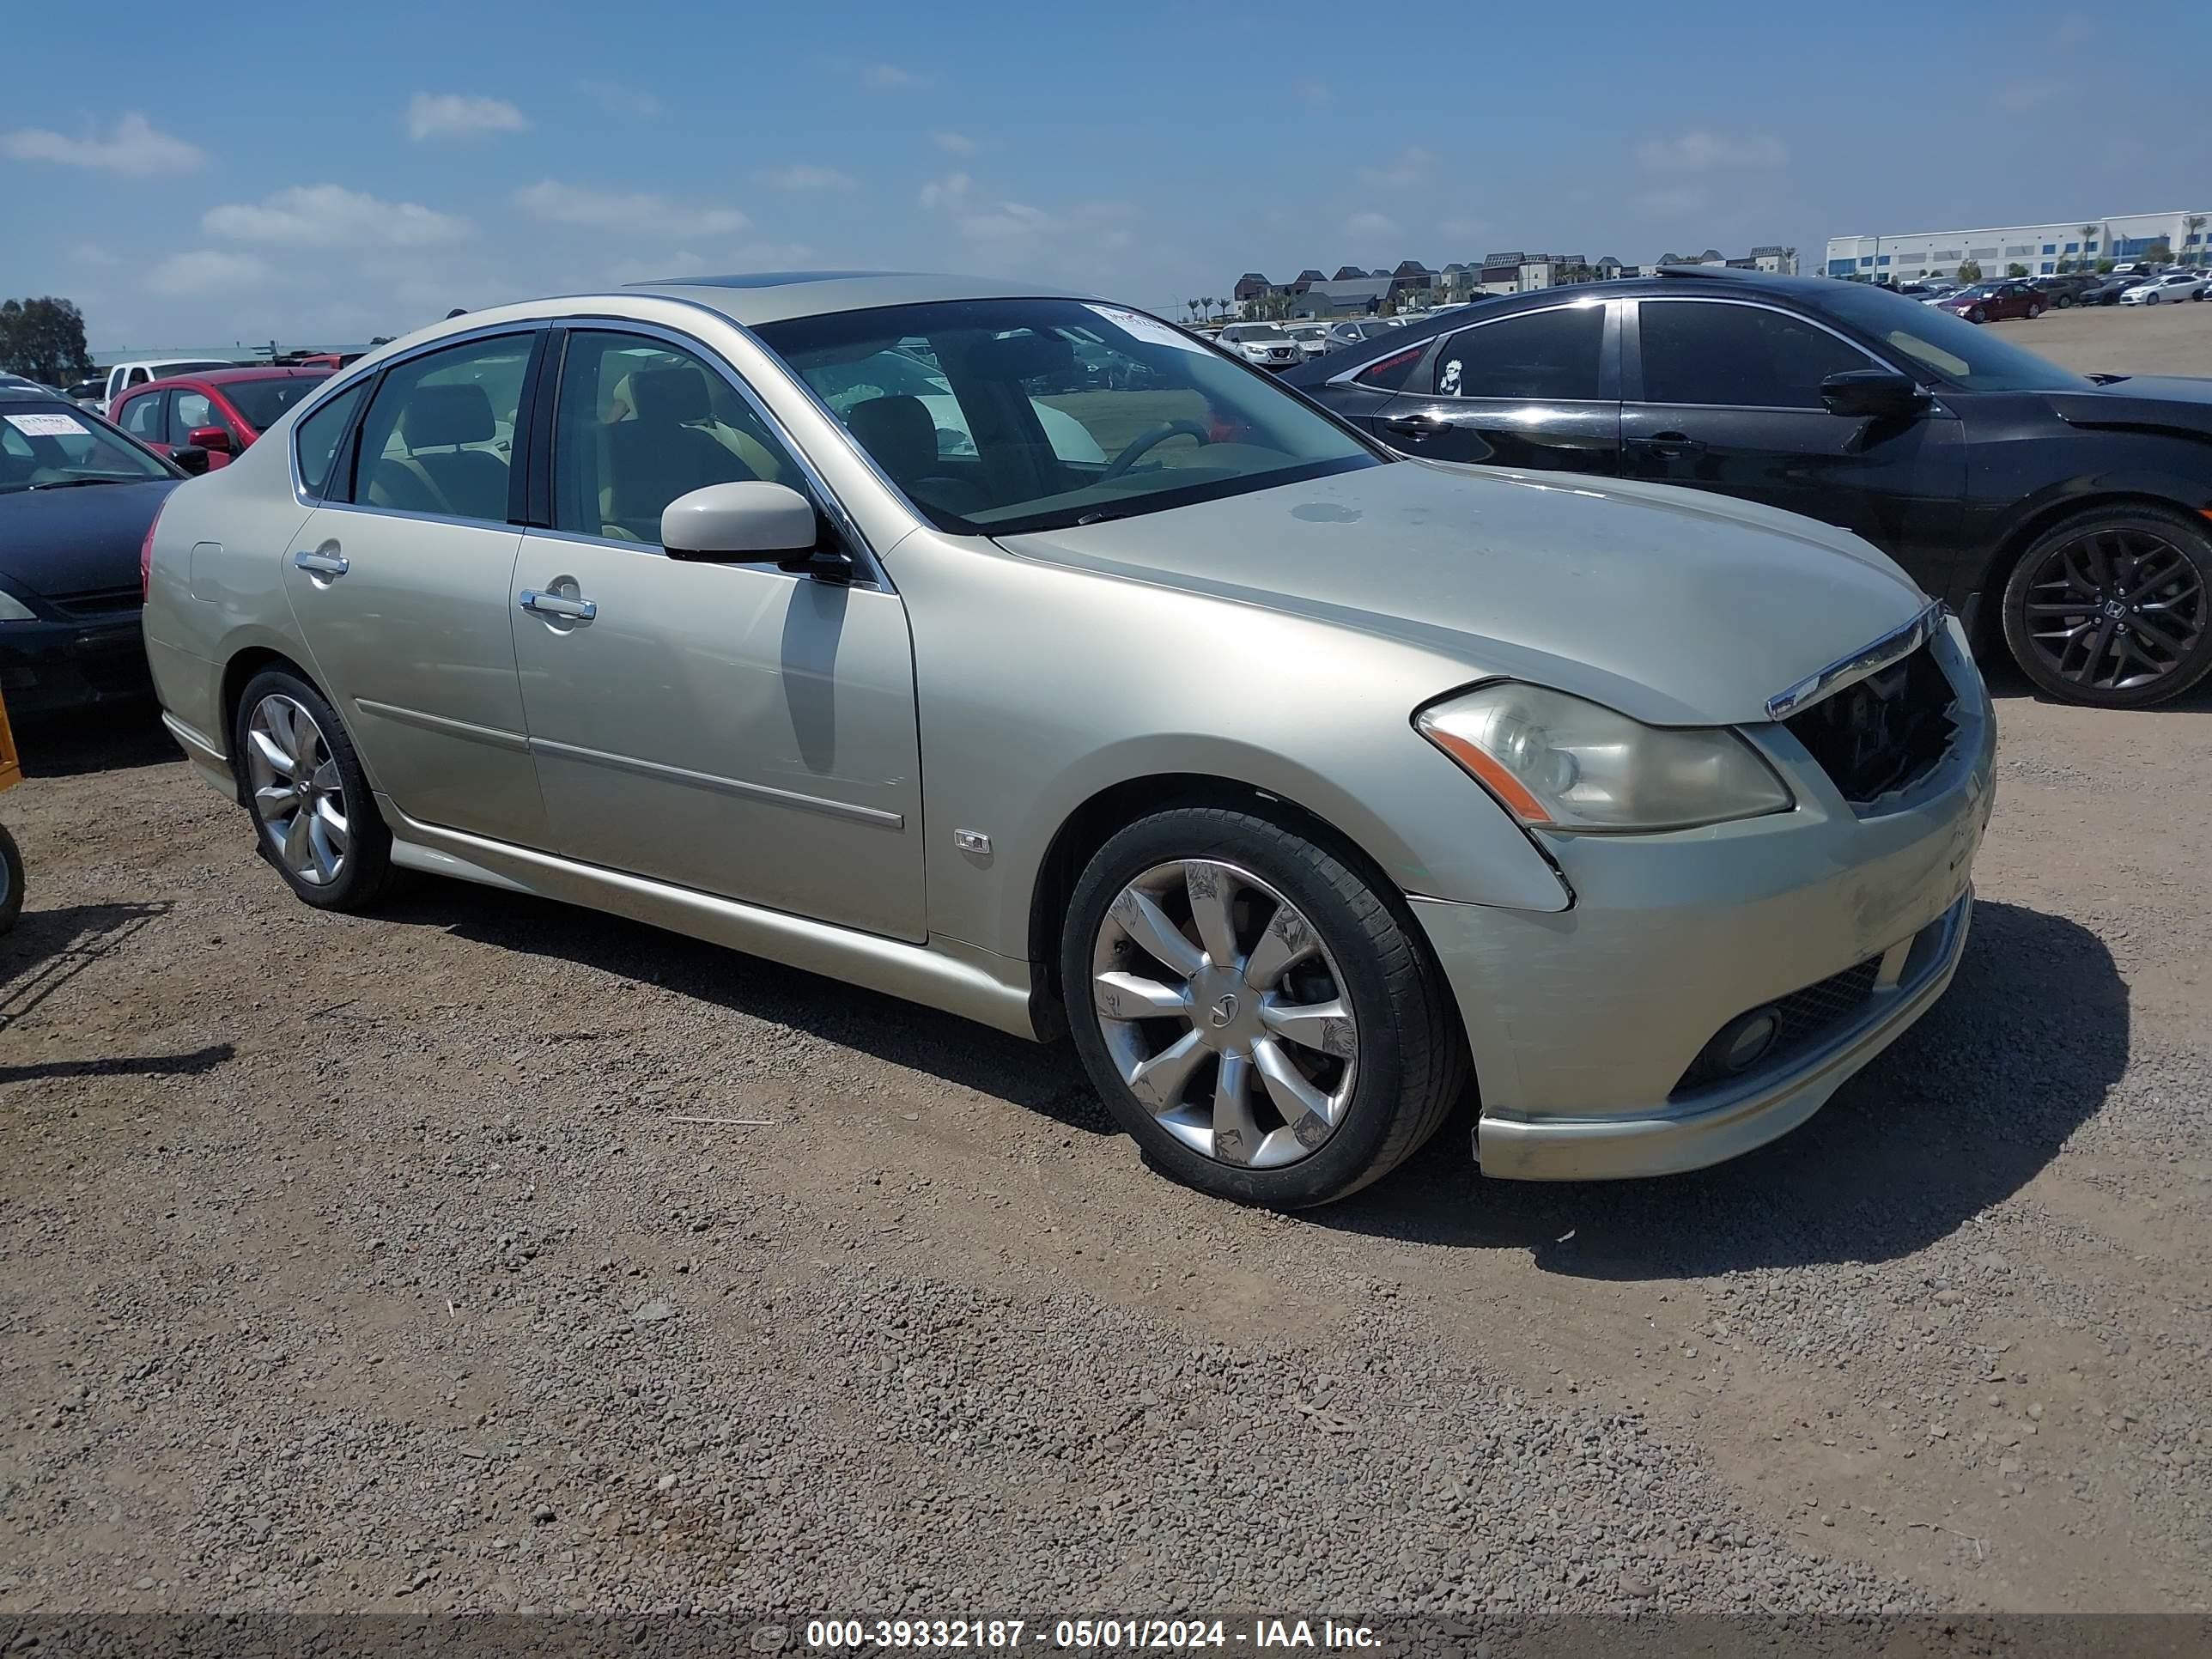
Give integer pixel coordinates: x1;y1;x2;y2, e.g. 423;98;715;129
0;822;24;935
1060;810;1414;1208
233;668;389;908
2000;508;2212;708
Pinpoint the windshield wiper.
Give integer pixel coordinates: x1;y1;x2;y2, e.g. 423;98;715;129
1072;510;1129;526
24;477;132;491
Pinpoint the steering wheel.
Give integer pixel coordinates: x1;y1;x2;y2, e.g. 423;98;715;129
1102;419;1212;482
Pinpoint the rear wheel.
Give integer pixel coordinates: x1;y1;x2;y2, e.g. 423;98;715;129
1062;806;1466;1208
0;823;23;935
2027;302;2044;319
234;668;394;910
2000;506;2212;708
2056;293;2074;308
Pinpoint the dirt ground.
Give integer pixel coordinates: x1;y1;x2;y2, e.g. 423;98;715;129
1978;291;2212;376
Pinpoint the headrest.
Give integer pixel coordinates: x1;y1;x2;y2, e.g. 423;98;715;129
845;394;935;473
398;383;494;448
629;366;712;425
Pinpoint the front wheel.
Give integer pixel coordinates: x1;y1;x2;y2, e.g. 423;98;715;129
2145;292;2160;304
1062;806;1467;1208
2000;506;2212;708
1968;307;1987;324
0;822;23;935
234;668;395;910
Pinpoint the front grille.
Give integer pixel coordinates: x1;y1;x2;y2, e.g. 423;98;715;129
1673;957;1881;1098
1784;643;1957;809
51;585;143;620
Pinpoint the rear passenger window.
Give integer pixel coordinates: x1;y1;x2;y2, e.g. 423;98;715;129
119;392;167;441
550;331;803;544
349;335;532;523
1431;305;1606;400
1352;343;1425;392
293;381;367;501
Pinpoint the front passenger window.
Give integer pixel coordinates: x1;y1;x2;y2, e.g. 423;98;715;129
349;334;532;523
550;331;804;544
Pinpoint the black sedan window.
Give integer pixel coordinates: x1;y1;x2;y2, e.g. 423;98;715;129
0;402;173;493
1638;302;1869;410
1431;304;1605;400
1815;282;2093;392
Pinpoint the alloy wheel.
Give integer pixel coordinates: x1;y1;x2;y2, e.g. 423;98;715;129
2023;528;2208;694
1090;860;1358;1170
243;693;350;885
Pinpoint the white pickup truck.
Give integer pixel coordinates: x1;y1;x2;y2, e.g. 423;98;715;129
101;357;235;409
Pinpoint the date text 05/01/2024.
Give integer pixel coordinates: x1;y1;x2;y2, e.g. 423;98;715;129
802;1619;1383;1650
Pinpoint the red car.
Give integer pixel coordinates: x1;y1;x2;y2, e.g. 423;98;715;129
1935;281;2045;324
108;366;331;470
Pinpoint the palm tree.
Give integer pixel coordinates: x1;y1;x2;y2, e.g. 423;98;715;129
2186;216;2206;268
1200;295;1216;321
2081;224;2098;264
1187;298;1200;323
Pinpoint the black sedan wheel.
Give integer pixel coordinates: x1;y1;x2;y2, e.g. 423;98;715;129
2001;507;2212;708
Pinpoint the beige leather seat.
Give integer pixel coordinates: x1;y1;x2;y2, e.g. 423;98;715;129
599;366;757;540
365;384;508;520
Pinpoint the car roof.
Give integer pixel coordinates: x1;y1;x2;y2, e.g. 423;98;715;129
122;366;331;390
623;270;1093;327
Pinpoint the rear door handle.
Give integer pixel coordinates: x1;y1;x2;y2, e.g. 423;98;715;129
293;548;348;576
1638;431;1706;457
520;589;597;622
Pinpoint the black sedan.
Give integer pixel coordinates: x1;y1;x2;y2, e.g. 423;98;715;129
0;387;185;714
1286;269;2212;708
2075;276;2136;307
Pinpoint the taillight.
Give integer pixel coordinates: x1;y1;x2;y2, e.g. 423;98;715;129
140;507;162;599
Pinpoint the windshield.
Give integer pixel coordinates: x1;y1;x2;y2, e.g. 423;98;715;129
1818;283;2093;392
0;401;174;492
221;374;331;431
1225;325;1291;343
755;298;1380;536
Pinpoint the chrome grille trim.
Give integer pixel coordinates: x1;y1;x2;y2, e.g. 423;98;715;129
1765;600;1945;721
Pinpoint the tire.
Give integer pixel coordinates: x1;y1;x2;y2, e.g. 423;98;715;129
2057;294;2073;308
2000;505;2212;708
2027;303;2044;319
1061;805;1467;1208
233;667;394;910
1968;307;1987;324
2146;292;2160;305
0;822;23;935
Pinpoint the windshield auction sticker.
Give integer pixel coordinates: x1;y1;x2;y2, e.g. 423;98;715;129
1088;305;1207;352
4;411;89;438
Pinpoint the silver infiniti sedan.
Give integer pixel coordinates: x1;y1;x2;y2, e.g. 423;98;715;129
142;273;1994;1208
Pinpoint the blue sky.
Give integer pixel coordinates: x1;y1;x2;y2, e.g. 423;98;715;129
3;0;2204;349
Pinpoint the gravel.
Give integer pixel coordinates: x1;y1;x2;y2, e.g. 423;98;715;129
0;678;2206;1618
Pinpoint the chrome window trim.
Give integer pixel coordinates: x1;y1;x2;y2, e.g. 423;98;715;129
1764;600;1947;721
550;313;890;586
1630;295;1909;404
286;320;545;507
1323;298;1613;391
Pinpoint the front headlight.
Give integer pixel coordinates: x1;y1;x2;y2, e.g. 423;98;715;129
1416;682;1793;832
0;590;37;623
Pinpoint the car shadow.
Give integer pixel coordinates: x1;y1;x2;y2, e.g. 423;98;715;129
1;902;171;1029
1316;898;2127;1275
378;881;1117;1137
13;705;181;777
1979;652;2212;714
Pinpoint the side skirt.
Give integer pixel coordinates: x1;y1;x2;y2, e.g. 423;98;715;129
379;796;1042;1041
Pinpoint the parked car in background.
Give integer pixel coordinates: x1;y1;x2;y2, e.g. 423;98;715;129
111;367;331;470
2031;272;2100;307
2119;270;2207;305
0;384;184;714
2077;275;2135;306
1212;324;1303;371
1937;282;2045;323
143;273;1992;1208
101;358;236;406
62;375;108;410
1284;323;1333;360
1288;267;2212;708
1325;319;1400;350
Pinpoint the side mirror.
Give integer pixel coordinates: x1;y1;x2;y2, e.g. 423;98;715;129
171;446;211;476
1820;369;1926;420
186;424;233;454
659;480;848;579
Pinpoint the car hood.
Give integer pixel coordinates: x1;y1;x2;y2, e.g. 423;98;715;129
0;477;179;599
2049;375;2212;436
994;459;1926;726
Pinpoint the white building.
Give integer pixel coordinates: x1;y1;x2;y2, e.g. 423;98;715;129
1825;210;2212;282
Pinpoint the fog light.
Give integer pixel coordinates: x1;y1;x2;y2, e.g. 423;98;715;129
1706;1007;1782;1075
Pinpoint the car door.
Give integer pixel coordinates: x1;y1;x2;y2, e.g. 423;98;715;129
1619;296;1966;576
508;325;924;942
166;386;239;468
1368;300;1620;471
117;387;171;455
279;329;550;848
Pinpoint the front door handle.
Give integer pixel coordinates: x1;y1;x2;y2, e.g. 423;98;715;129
1638;431;1706;458
293;548;348;577
1380;414;1448;437
520;589;597;622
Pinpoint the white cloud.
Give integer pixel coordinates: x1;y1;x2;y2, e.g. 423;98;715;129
863;62;926;89
1358;146;1434;190
69;242;121;268
1633;131;1788;173
145;249;273;296
405;92;528;141
930;131;977;155
578;80;661;118
1343;210;1400;239
0;112;204;175
1295;82;1333;106
918;172;972;209
755;162;856;191
514;179;747;238
205;185;471;248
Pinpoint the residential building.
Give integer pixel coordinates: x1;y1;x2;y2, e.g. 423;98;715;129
1824;211;2212;281
1287;276;1393;319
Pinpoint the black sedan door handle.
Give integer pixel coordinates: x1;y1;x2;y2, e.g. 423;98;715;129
1379;414;1447;437
1637;431;1706;457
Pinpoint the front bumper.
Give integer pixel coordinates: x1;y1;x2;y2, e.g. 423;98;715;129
1411;626;1996;1182
0;613;153;715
